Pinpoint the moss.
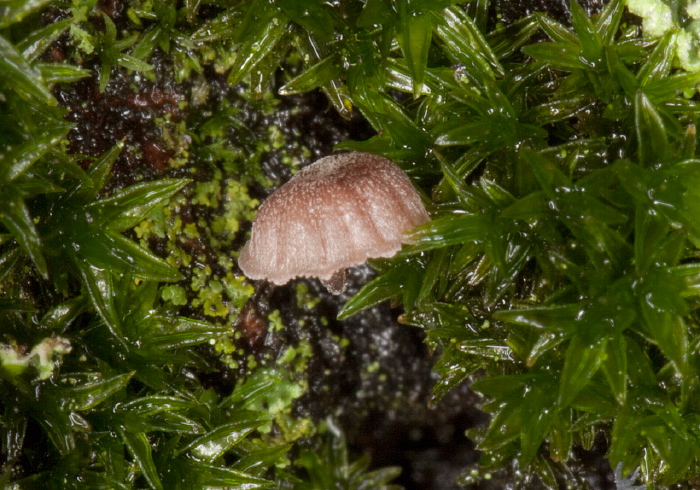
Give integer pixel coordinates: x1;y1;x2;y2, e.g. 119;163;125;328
6;0;700;487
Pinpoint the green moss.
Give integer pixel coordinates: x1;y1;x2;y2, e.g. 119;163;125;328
9;0;700;486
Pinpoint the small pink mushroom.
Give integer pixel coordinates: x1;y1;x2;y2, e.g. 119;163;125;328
238;152;429;293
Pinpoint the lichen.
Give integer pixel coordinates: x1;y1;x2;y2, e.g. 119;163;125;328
628;0;700;72
0;337;72;381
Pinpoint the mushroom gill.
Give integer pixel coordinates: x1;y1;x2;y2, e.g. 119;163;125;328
238;151;430;293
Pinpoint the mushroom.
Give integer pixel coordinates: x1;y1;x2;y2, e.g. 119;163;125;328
238;151;430;293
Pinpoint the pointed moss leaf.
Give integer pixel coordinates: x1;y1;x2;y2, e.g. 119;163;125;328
180;460;274;488
276;0;333;43
407;213;487;252
3;124;68;182
320;79;353;120
436;153;488;209
487;14;539;60
637;31;674;86
0;194;48;278
682;124;697;160
355;466;403;489
18;17;73;62
534;13;578;43
357;0;394;28
33;397;75;455
73;261;124;344
231;444;291;474
634;204;669;273
278;54;340;95
614;159;650;202
484;241;531;307
36;62;92;84
472;373;531;399
141;412;205;434
494;304;582;333
117;428;163;490
501;192;552;220
558;332;607;408
520;378;558;466
663;435;696;485
378;112;431;152
89;141;124;196
480;178;515;208
521;331;568;367
642;70;700;104
89;178;190;232
0;247;20;284
594;0;623;46
347;67;429;149
635;90;668;168
643;394;689;441
569;0;602;64
2;410;27;463
59;372;133;411
671;263;700;296
117;54;153;73
144;316;229;349
382;58;433;95
131;26;162;62
396;10;432;98
121;396;201;416
523;42;587;71
477;406;521;453
418;248;450;301
624;340;657;392
432;7;501;85
434;119;497;147
455;338;513;361
14;173;66;198
638;302;689;377
180;412;271;462
98;55;113;93
76;231;181;282
549;409;573;463
430;346;478;407
227;19;288;86
0;0;54;28
523;95;590;126
608;407;639;469
346;64;383;128
606;45;638;98
601;333;627;405
0;36;55;106
221;377;277;411
338;261;421;319
558;190;628;225
653;230;685;269
520;149;574;200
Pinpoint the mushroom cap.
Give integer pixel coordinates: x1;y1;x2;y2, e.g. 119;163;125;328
238;152;429;285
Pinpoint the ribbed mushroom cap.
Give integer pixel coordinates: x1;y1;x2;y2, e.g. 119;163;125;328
238;152;429;286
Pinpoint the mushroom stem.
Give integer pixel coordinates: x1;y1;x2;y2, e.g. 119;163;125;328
321;269;347;295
